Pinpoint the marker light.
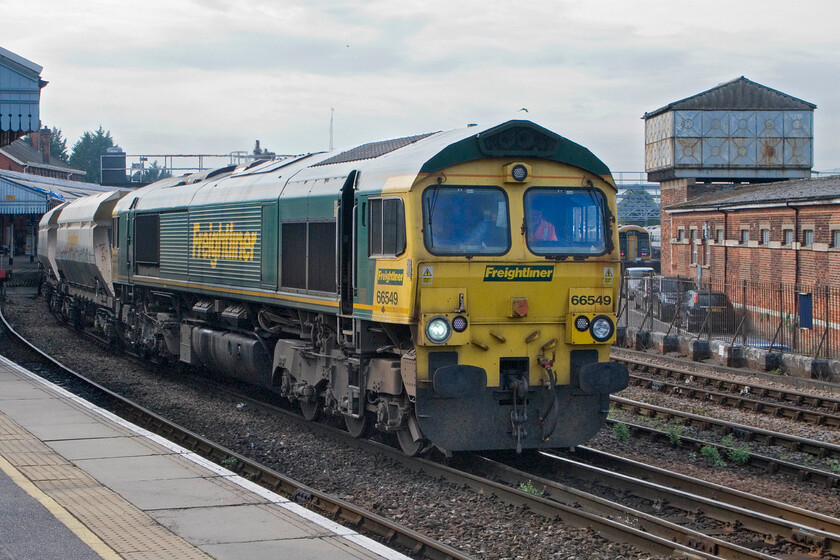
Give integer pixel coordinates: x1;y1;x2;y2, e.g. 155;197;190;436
590;315;615;342
511;164;529;182
452;315;468;333
574;315;590;331
426;316;452;343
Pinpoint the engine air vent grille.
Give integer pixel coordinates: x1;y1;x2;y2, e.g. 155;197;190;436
479;125;558;156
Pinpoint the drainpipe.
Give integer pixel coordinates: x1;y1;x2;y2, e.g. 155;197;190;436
786;202;800;351
717;207;728;284
786;203;800;287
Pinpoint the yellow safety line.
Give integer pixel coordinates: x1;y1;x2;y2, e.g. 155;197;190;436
0;454;122;560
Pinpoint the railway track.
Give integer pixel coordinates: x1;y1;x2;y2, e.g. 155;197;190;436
7;298;840;559
471;451;839;558
0;304;471;560
611;394;840;461
613;350;840;421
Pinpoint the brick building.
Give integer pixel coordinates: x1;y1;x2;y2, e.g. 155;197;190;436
641;78;840;356
644;77;817;279
664;175;840;287
0;128;85;180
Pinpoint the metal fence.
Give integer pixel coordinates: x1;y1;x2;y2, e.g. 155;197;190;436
618;272;840;360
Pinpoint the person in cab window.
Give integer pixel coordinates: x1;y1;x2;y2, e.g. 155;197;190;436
527;209;557;242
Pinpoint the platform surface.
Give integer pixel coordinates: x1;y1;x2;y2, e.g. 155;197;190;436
0;354;411;560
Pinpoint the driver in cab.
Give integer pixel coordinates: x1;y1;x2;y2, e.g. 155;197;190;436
527;209;557;242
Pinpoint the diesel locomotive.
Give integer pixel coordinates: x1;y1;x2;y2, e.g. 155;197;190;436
38;120;628;455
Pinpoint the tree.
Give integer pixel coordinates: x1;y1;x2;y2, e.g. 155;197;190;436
69;126;116;184
49;127;69;162
141;160;171;183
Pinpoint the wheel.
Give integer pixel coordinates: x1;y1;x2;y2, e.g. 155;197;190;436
300;399;321;421
344;412;371;439
396;428;425;456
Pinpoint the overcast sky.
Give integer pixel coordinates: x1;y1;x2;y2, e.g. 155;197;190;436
3;0;839;173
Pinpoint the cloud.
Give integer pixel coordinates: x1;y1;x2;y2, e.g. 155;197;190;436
5;0;840;171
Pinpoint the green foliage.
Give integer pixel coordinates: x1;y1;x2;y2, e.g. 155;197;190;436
725;445;750;465
69;126;116;184
519;480;544;496
221;456;239;469
828;460;840;474
612;422;630;442
141;160;172;183
700;444;726;467
49;127;69;162
667;426;684;445
720;434;751;464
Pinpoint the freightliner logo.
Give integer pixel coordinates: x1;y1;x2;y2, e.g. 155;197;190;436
376;268;404;285
483;265;554;281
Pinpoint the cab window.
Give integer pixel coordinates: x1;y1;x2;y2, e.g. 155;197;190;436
524;188;607;257
369;197;406;257
422;186;510;256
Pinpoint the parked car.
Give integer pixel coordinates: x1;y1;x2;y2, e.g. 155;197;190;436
623;267;654;300
635;276;696;321
680;290;737;332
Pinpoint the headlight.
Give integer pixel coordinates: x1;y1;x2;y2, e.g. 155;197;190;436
426;316;452;343
590;315;614;342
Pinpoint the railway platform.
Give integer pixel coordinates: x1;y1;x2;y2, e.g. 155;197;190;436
0;354;411;560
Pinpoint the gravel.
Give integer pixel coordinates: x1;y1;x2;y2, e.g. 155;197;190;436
4;295;840;557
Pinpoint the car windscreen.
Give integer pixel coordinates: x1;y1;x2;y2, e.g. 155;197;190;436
697;293;728;306
422;186;510;256
524;187;607;257
661;279;693;292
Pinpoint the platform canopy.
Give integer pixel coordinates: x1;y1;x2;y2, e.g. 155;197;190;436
0;46;46;147
0;169;118;215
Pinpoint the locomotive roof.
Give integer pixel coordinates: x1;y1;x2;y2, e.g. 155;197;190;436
117;120;614;213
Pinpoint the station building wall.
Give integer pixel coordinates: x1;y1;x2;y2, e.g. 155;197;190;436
665;203;840;289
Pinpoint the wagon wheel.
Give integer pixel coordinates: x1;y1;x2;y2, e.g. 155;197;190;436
344;412;371;439
396;428;425;456
300;399;321;421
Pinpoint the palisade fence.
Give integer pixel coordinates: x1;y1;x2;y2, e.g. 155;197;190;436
618;272;840;361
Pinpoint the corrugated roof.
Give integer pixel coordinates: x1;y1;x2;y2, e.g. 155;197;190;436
667;175;840;212
312;133;437;167
644;77;816;119
0;168;117;204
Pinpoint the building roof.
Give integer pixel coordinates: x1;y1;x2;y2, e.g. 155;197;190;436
0;46;42;75
644;77;816;120
0;168;117;205
667;175;840;213
0;138;85;177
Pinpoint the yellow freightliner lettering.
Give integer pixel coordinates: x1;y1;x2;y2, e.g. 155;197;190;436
192;222;258;268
